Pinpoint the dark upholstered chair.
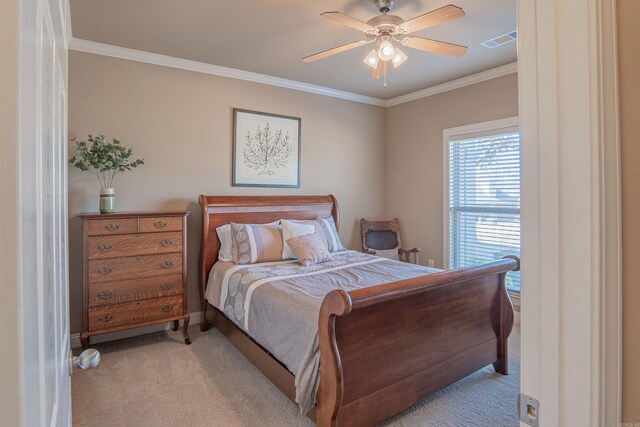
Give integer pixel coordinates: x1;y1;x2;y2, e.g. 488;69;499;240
360;218;421;264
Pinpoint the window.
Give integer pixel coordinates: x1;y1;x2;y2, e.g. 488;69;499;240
444;119;521;292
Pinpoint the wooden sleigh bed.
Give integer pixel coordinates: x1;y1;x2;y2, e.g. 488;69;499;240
198;195;518;426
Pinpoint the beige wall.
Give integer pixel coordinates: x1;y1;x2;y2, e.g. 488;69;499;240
68;51;387;334
0;0;22;424
385;74;519;267
618;0;640;422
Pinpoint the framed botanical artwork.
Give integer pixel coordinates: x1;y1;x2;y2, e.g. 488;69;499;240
232;108;301;188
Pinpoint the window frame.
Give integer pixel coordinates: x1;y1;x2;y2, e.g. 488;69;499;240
442;116;520;277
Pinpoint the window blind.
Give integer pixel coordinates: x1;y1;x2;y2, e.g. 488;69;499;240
448;131;521;291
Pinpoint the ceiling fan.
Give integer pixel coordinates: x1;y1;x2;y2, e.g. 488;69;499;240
303;0;468;87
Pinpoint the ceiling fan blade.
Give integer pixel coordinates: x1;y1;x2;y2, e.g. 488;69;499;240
403;36;468;57
303;40;367;62
321;11;375;32
398;4;465;34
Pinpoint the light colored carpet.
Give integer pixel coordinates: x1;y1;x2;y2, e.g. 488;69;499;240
72;325;520;426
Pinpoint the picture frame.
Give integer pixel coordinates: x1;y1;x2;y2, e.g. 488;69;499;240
232;108;301;188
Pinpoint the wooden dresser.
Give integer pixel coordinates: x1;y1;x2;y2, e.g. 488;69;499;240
79;211;190;349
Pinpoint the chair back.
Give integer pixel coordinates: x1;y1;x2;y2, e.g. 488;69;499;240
361;218;402;252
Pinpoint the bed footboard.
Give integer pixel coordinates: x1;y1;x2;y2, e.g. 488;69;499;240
316;256;519;427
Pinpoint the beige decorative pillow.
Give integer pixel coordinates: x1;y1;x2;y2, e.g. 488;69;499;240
231;222;283;265
286;233;333;266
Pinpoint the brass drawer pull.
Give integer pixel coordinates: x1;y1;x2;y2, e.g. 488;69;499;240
160;239;173;247
105;223;120;231
155;221;167;228
160;283;173;290
98;267;113;275
161;304;175;312
98;290;114;299
161;261;173;269
99;243;113;252
98;314;113;322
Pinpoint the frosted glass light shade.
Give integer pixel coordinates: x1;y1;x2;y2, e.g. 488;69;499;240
363;49;379;69
391;48;408;68
378;39;395;61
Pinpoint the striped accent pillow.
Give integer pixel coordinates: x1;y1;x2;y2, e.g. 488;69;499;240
230;222;283;265
317;216;346;252
217;220;280;262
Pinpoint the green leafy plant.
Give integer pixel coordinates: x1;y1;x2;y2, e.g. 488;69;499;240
69;135;144;188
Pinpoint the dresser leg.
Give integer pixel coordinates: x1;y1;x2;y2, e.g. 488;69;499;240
172;319;179;331
80;331;89;350
183;314;191;345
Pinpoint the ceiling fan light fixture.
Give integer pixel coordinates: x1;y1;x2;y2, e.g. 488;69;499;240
363;49;380;69
378;37;395;61
391;48;407;67
305;3;468;88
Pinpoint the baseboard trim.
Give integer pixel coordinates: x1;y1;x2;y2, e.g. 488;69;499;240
508;290;521;308
70;311;203;348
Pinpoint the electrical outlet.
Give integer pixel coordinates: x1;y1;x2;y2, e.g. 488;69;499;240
428;259;435;267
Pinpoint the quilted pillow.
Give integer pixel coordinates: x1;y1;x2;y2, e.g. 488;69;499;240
286;233;333;266
231;222;283;265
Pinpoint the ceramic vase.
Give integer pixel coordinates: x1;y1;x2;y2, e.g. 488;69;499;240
99;187;115;213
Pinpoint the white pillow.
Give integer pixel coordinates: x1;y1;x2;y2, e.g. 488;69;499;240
281;220;316;259
217;221;280;262
216;224;234;262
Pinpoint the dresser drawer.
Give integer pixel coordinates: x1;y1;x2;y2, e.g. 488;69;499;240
86;218;138;236
88;253;183;283
88;274;182;307
87;232;183;260
88;295;183;332
139;216;183;233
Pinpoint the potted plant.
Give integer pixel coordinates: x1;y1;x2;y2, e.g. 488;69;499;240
69;134;144;213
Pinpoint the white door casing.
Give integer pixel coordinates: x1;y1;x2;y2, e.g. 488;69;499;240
18;0;72;425
517;0;621;425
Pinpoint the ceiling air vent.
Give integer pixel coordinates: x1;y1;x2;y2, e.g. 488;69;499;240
481;30;517;49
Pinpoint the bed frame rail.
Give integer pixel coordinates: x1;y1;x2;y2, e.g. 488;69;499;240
316;256;519;427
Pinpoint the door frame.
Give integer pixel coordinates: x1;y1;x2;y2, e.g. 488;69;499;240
517;0;621;425
11;0;72;425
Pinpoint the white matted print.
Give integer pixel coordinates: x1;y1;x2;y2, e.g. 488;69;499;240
232;109;301;188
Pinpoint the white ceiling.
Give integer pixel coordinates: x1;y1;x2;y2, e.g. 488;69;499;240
69;0;517;100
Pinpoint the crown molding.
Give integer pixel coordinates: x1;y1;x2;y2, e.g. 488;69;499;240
68;38;387;107
385;62;518;107
69;38;517;108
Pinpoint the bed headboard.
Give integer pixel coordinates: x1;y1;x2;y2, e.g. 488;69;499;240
198;195;339;306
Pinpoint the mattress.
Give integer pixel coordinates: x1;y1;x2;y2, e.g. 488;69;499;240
205;250;440;414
